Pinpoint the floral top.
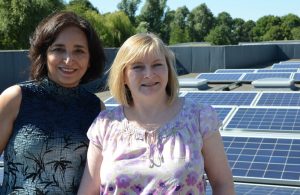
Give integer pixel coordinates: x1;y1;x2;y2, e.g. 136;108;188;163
1;78;101;194
87;98;221;195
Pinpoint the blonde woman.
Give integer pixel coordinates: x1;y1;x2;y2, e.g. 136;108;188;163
78;33;235;195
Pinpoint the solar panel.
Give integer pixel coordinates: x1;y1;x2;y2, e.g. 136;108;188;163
0;167;3;185
255;92;300;106
293;73;300;82
206;182;300;195
224;106;300;133
256;68;299;73
241;73;292;82
196;73;243;82
105;104;119;110
212;106;236;124
183;92;259;106
272;64;300;69
0;154;2;166
104;97;118;104
222;135;300;186
215;69;256;73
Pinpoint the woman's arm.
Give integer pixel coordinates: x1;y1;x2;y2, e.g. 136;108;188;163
0;85;22;154
77;142;103;195
203;131;235;195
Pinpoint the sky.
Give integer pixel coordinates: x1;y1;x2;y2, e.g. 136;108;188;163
87;0;300;22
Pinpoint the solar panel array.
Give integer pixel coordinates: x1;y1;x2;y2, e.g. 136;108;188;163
222;135;300;186
206;182;300;195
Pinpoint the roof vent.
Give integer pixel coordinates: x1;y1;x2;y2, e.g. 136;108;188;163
252;78;294;88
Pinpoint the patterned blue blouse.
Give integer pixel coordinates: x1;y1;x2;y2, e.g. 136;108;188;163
1;78;101;194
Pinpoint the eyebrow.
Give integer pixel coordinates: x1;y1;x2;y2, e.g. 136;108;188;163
50;43;87;49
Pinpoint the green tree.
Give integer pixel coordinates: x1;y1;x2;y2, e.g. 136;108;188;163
281;14;300;40
291;27;300;39
263;25;285;41
252;15;281;41
117;0;141;26
0;0;64;49
169;6;190;44
104;11;135;47
68;0;98;13
188;3;214;42
138;0;167;36
205;25;233;45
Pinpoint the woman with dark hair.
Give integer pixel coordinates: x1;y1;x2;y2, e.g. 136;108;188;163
0;11;106;194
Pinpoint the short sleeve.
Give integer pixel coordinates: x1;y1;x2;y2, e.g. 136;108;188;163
87;111;109;150
199;104;222;139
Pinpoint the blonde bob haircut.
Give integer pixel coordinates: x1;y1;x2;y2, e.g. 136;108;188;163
108;33;179;106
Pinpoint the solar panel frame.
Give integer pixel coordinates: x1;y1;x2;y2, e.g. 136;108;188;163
256;68;299;73
223;106;300;133
206;182;300;195
182;91;260;106
253;91;300;107
215;69;257;73
196;73;244;83
240;73;292;82
293;73;300;82
272;64;300;69
220;133;300;186
212;105;237;128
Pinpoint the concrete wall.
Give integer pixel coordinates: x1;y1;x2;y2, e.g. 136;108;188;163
1;43;300;93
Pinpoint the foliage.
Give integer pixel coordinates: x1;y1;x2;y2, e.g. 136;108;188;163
188;3;214;42
0;0;64;49
169;6;190;44
117;0;142;26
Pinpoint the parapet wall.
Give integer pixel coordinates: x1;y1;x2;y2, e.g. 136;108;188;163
0;43;299;92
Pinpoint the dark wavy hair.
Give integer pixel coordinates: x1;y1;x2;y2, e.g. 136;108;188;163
29;11;105;83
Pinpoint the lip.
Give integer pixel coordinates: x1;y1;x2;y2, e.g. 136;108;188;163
141;82;159;87
59;67;77;74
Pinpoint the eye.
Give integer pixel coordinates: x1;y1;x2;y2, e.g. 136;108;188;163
132;64;143;70
74;49;85;54
153;63;163;67
49;47;65;53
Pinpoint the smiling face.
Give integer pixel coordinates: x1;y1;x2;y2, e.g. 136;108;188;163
124;51;169;103
46;26;90;88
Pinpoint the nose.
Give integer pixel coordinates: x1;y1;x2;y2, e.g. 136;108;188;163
144;66;154;79
64;52;74;65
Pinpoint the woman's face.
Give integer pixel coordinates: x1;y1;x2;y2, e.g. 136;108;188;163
124;51;169;102
46;26;90;88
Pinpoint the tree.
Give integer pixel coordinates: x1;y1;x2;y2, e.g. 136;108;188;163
205;25;233;45
169;6;190;44
263;25;285;41
104;11;135;47
291;27;300;40
68;0;98;13
138;0;167;36
117;0;141;26
188;3;214;42
252;15;281;41
0;0;64;49
281;14;300;40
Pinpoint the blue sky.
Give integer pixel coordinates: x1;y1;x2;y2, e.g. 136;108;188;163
87;0;300;22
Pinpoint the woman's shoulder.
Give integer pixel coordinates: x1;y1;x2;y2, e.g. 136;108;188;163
183;97;214;112
98;105;123;120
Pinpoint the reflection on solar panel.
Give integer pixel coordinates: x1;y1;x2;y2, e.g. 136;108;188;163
224;107;300;133
105;105;119;110
256;68;299;73
183;92;258;106
293;73;300;82
273;64;300;69
215;69;256;73
256;92;300;106
196;73;243;82
104;97;118;104
241;73;292;82
222;135;300;186
206;182;300;195
0;167;3;185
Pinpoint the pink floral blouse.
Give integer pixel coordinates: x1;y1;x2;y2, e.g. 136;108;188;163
87;98;221;195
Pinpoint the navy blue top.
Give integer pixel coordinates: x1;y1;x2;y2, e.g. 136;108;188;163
1;78;101;194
